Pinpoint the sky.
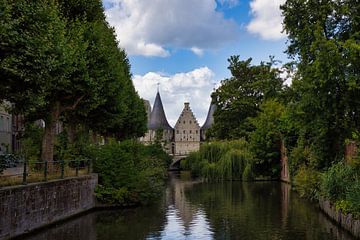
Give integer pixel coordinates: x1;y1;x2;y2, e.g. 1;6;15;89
102;0;289;126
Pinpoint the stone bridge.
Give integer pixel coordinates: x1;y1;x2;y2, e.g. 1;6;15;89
168;154;188;170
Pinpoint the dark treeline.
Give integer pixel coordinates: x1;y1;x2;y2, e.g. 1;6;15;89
183;0;360;217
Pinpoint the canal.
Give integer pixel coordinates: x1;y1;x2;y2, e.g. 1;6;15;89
22;172;355;240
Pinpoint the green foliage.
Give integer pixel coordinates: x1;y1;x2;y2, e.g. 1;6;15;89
88;140;170;205
249;100;285;178
0;0;146;163
346;180;360;216
181;140;254;181
281;0;360;169
320;162;353;202
19;123;43;163
293;165;320;199
319;162;359;216
54;126;92;161
211;56;284;140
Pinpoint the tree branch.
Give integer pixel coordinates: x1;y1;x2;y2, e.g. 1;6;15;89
60;95;85;112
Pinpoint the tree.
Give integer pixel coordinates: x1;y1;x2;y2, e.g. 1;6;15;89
249;100;285;177
281;0;360;167
211;56;284;140
0;0;91;165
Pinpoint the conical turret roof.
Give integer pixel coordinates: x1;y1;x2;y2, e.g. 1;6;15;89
201;103;216;130
148;92;173;130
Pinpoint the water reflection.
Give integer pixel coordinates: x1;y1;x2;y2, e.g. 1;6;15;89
22;172;355;240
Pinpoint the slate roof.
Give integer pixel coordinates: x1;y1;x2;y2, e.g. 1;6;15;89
148;92;173;130
201;103;216;130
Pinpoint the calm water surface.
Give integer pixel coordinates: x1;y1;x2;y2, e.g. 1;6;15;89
23;172;355;240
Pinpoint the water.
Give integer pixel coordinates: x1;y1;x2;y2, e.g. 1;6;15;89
23;172;355;240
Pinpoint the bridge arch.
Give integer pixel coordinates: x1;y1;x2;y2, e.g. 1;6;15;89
169;155;188;170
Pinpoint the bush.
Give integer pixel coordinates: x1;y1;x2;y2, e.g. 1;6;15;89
319;162;360;216
293;165;320;199
320;162;354;202
88;140;170;205
346;180;360;217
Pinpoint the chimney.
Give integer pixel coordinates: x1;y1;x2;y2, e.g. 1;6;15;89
184;102;190;109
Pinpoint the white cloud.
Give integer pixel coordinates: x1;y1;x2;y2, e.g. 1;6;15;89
190;47;204;56
218;0;240;8
247;0;286;40
104;0;239;57
133;67;215;126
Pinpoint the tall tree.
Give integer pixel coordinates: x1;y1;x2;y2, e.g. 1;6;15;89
0;0;92;164
210;56;284;139
281;0;360;166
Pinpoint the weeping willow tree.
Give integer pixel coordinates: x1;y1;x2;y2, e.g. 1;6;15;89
181;140;254;181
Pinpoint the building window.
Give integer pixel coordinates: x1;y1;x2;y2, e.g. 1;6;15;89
183;130;186;134
0;116;3;131
196;130;198;134
190;120;192;124
189;130;192;134
176;130;179;134
183;120;185;124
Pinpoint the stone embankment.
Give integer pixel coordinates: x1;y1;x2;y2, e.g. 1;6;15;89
319;198;360;239
0;174;97;240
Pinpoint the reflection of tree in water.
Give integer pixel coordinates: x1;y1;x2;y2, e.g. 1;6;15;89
95;203;167;240
185;181;354;240
22;177;356;240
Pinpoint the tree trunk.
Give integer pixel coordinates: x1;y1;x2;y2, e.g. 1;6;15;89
91;131;97;144
67;122;76;144
41;102;60;172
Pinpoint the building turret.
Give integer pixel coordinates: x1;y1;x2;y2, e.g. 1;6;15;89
148;92;173;130
200;103;216;141
140;91;174;154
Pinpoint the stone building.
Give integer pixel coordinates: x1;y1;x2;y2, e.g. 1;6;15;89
0;102;12;153
140;91;215;155
174;103;200;155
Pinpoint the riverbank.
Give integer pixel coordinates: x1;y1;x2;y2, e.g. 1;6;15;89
0;175;97;240
319;198;360;239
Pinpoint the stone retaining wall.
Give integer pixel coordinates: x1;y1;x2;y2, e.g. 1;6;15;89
319;198;360;239
0;174;97;240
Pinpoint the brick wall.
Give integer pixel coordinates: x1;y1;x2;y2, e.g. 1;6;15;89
0;175;97;240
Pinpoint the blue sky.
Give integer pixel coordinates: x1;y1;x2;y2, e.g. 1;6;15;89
102;0;288;125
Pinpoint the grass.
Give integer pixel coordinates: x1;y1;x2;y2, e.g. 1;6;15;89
0;167;90;187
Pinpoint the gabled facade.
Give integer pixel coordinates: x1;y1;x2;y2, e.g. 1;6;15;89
140;91;215;155
174;103;200;155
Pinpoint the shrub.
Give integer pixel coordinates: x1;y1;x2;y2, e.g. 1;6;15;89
319;162;360;217
88;140;170;205
293;165;320;199
320;162;354;202
346;180;360;217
